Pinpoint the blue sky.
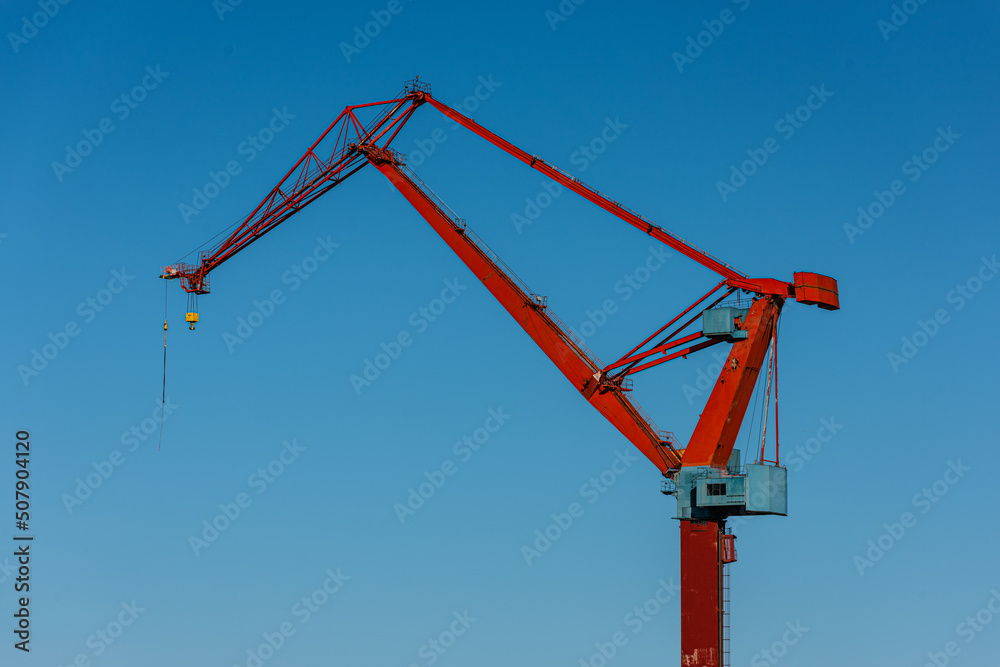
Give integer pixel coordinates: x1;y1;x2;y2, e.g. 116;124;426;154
2;1;999;665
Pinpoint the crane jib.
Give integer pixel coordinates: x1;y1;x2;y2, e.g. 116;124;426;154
159;79;840;667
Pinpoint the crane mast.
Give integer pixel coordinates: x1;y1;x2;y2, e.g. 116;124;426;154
161;80;839;666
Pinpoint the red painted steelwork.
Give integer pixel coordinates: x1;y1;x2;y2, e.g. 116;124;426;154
161;89;429;293
164;87;839;313
721;534;737;564
160;83;842;666
603;332;707;373
363;147;681;473
682;297;783;468
794;271;840;310
681;520;724;667
423;96;750;285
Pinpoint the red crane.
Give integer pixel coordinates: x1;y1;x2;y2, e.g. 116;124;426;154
161;80;839;666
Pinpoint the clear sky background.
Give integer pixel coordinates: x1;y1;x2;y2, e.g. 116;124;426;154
2;1;999;666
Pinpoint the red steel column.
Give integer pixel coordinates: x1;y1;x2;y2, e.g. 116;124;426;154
680;520;724;667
